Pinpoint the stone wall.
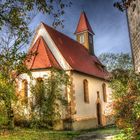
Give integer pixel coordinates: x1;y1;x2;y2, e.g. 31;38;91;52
127;0;140;72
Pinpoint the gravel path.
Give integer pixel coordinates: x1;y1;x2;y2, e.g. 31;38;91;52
73;131;116;140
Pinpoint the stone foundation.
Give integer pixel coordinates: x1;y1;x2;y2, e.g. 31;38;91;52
72;118;98;130
63;115;114;130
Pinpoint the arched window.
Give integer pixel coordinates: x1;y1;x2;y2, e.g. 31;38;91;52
36;78;43;83
80;34;85;44
102;83;107;102
35;78;44;105
97;91;100;98
21;80;28;104
83;79;89;103
22;80;28;98
36;78;44;90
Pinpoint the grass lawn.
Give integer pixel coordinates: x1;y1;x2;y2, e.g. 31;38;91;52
0;128;80;140
0;125;119;140
82;125;120;135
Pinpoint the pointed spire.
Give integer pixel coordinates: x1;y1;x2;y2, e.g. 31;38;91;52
75;11;94;35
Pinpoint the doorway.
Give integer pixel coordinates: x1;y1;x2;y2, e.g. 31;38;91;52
96;103;102;125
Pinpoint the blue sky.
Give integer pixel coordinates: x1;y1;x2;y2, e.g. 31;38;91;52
29;0;131;56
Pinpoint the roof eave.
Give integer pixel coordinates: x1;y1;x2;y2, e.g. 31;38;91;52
74;30;95;35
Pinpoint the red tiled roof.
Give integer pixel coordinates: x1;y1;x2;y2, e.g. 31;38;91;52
25;36;61;70
42;23;108;79
75;11;94;34
92;55;105;66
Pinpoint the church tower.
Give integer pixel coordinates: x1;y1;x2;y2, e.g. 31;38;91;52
75;11;95;55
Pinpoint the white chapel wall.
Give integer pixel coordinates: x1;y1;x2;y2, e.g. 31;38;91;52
72;72;112;121
18;70;51;97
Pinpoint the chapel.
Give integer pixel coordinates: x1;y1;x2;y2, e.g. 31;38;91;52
18;11;112;130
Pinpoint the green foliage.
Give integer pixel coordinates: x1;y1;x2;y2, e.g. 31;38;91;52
110;70;140;139
30;68;69;129
0;33;31;129
115;129;132;140
0;103;8;126
99;53;133;71
0;0;71;130
114;0;136;12
0;128;80;140
0;71;16;129
0;0;71;36
0;126;120;140
101;53;140;139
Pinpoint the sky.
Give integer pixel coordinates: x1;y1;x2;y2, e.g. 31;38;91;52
29;0;131;56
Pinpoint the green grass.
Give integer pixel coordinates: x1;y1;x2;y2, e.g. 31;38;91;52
0;126;119;140
0;128;80;140
81;125;120;135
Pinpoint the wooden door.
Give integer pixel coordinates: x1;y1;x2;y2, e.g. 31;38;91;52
97;103;102;125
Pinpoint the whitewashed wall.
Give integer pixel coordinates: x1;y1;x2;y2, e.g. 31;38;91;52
72;72;112;121
18;70;67;120
18;70;50;97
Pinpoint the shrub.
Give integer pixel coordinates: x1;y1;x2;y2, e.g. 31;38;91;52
110;70;140;139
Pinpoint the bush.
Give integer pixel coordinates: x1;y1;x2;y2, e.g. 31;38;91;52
14;119;30;128
110;70;140;139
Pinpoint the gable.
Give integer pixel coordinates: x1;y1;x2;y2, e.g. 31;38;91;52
30;23;72;70
26;36;61;70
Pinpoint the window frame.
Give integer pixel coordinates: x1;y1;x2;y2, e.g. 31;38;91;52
80;34;85;44
21;79;28;104
83;79;89;103
102;83;107;102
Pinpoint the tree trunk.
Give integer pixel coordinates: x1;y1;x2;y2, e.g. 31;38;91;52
5;100;14;129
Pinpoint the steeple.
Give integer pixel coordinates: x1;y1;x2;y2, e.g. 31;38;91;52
75;11;95;55
75;11;94;35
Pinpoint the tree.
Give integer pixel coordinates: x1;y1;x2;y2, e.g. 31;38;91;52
100;53;140;139
0;33;30;129
110;70;140;140
30;68;69;129
0;0;72;29
99;53;140;139
114;0;136;11
98;53;133;72
0;0;72;50
0;0;71;129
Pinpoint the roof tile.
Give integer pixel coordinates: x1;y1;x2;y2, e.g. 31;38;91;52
25;36;61;70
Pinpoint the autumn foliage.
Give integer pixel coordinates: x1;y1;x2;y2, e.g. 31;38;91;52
110;69;140;139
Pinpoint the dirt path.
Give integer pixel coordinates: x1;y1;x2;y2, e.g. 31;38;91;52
73;131;116;140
